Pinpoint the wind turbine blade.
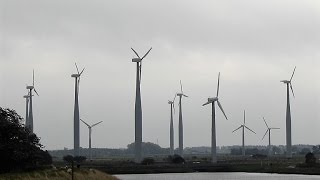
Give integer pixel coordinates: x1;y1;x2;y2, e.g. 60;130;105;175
183;94;188;97
180;80;183;94
263;117;269;128
290;66;296;82
202;101;211;106
243;110;246;125
141;47;152;60
262;129;268;140
80;68;85;75
173;103;176;114
91;121;103;127
131;48;141;58
270;127;280;130
173;94;177;102
80;119;90;127
32;69;35;86
217;100;228;120
216;72;220;97
245;126;256;134
290;83;295;98
33;88;39;96
75;63;80;74
232;126;242;133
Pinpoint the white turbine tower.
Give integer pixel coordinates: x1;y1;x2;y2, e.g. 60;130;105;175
71;63;85;156
262;117;280;156
168;95;176;155
80;119;103;161
26;70;39;133
177;80;188;156
23;92;31;128
203;72;228;163
131;47;152;163
232;110;256;156
280;66;296;158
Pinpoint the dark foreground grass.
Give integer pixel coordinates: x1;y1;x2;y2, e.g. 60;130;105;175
0;168;119;180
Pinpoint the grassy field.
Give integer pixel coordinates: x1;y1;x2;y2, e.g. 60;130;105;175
51;154;320;175
0;169;119;180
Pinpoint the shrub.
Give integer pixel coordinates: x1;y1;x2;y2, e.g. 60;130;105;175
171;154;185;164
141;157;155;165
305;152;316;165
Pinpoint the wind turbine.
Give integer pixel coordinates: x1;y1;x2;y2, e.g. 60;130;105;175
232;110;256;156
131;47;152;162
23;92;31;128
262;117;280;156
280;66;296;158
71;63;85;156
177;80;188;156
203;72;228;163
26;70;39;133
168;95;176;155
80;119;103;161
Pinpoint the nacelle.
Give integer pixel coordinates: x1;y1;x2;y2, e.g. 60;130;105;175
71;74;80;78
26;86;34;89
132;58;142;62
208;97;217;102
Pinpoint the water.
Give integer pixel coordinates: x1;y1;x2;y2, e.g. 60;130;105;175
116;172;320;180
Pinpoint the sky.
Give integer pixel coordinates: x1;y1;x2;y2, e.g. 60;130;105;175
1;0;319;150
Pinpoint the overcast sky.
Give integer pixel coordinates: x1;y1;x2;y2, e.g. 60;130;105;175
1;0;319;150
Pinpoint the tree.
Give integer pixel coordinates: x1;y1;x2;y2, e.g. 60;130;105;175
0;107;52;173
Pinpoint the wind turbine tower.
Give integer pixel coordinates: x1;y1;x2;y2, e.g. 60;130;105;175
177;80;188;156
71;63;85;156
203;72;228;163
262;117;280;156
280;66;296;158
131;47;152;163
168;95;176;155
232;110;256;156
80;119;103;161
23;93;30;128
26;70;39;133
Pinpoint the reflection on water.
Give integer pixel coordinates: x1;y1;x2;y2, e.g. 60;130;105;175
116;172;320;180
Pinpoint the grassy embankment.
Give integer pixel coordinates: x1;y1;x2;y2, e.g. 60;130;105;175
0;169;119;180
52;154;320;175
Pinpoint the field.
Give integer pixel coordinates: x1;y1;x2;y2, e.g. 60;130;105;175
0;169;119;180
50;154;320;175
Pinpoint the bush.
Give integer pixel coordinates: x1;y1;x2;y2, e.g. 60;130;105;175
305;152;316;165
170;154;185;164
141;157;155;165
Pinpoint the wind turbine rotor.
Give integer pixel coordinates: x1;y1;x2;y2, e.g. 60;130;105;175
91;121;103;127
216;72;220;97
180;80;183;94
80;119;90;128
290;83;295;98
244;126;256;134
263;117;269;128
232;125;242;133
217;100;228;120
243;110;246;125
131;48;141;59
75;63;80;74
202;101;211;106
141;47;152;60
289;66;296;82
262;129;269;140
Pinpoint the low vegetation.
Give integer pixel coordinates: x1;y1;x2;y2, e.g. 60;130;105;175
0;168;119;180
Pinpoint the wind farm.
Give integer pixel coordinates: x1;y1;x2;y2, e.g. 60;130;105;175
1;1;320;178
